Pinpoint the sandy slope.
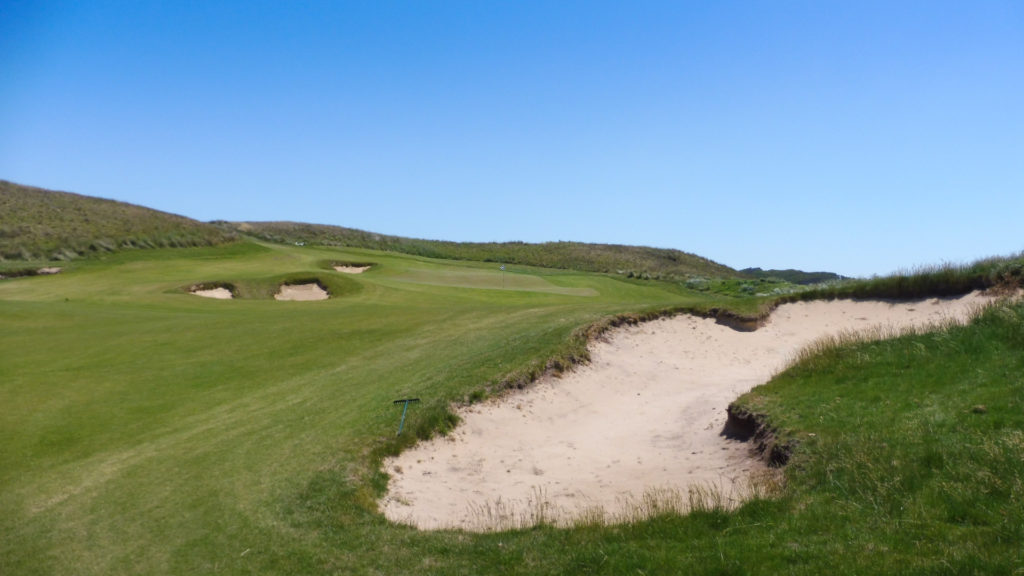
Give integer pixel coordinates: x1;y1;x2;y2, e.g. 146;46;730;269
380;292;993;531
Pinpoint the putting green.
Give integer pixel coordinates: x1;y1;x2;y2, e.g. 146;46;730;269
387;267;599;296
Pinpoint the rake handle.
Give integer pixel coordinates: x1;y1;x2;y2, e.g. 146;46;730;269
393;398;420;436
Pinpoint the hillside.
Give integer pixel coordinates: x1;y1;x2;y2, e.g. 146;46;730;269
740;267;847;285
0;180;235;261
216;220;740;279
2;180;739;278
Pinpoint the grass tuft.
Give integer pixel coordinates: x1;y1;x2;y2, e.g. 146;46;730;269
459;471;786;532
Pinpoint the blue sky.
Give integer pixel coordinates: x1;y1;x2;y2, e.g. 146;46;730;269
2;1;1021;277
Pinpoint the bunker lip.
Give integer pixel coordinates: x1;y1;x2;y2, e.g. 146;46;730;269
274;282;329;301
380;291;996;532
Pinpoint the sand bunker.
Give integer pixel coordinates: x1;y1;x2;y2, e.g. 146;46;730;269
0;267;62;280
381;292;994;531
274;283;329;301
334;265;371;274
191;287;233;299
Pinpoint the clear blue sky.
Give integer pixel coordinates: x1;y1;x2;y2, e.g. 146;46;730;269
2;1;1022;277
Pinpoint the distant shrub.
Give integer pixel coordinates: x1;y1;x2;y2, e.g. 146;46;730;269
685;276;710;291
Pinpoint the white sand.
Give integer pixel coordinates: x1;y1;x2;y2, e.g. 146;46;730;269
274;283;329;301
334;265;371;274
191;287;233;299
381;292;994;531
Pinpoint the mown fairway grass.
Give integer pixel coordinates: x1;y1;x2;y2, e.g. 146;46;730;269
0;240;728;574
2;240;1022;575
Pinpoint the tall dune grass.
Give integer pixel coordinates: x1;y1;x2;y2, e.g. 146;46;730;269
1;180;235;261
790;254;1024;301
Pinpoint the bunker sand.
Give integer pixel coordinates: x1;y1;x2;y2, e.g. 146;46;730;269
334;265;371;274
191;287;233;299
274;283;329;301
381;292;993;531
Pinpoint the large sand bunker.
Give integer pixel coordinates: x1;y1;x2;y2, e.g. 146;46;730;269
274;283;329;301
381;292;994;531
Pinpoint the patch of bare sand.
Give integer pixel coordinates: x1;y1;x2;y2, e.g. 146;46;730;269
381;292;995;531
191;287;233;299
274;283;328;301
334;265;371;274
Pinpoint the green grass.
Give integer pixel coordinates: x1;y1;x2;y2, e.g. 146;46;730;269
0;240;725;575
730;300;1024;574
0;179;235;261
3;239;1023;575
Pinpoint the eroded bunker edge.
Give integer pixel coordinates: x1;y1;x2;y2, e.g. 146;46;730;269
722;404;793;467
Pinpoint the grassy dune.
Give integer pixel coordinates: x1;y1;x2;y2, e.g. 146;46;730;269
0;180;235;262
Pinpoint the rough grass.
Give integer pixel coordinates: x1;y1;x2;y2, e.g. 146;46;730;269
0;179;235;261
730;299;1024;574
458;472;786;533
